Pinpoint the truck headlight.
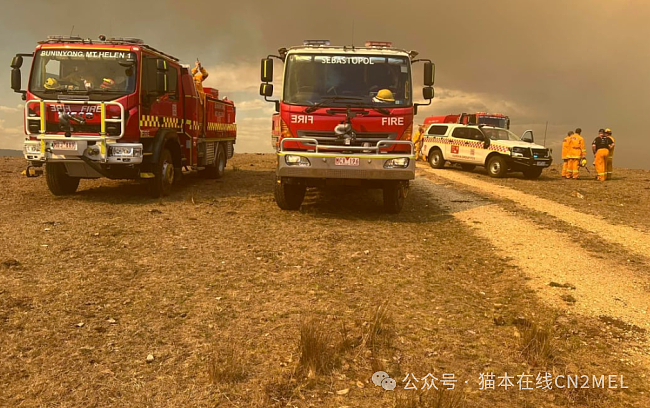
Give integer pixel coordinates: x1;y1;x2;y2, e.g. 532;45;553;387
285;155;310;166
384;157;410;168
511;147;528;158
24;144;40;153
109;146;142;157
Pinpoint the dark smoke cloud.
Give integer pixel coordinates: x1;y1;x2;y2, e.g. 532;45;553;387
1;0;648;167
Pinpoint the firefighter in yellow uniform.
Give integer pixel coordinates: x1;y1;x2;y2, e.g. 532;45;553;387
192;59;209;123
561;130;572;178
592;131;615;181
566;128;586;179
605;128;615;180
192;59;209;100
412;124;426;161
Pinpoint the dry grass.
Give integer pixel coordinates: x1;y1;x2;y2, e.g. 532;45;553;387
394;388;466;408
565;384;608;407
518;318;555;367
207;342;248;384
1;156;647;407
363;301;395;354
298;317;339;376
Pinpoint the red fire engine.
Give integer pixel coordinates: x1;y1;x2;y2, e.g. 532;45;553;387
10;35;236;197
424;112;510;129
259;40;435;213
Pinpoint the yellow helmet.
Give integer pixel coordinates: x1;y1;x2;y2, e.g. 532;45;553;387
374;89;395;102
44;77;58;90
605;128;612;134
580;158;588;167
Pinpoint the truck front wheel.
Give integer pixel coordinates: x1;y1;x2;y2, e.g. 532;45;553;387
46;163;80;195
383;181;408;214
148;148;175;198
428;149;445;169
274;178;306;210
486;156;508;178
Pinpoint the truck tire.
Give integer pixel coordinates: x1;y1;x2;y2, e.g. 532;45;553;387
148;148;175;197
46;163;80;195
460;164;476;172
383;181;408;214
428;148;445;169
201;143;226;179
486;155;508;178
274;178;306;210
522;167;544;179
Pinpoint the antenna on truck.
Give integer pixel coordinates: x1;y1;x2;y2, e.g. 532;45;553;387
543;121;548;146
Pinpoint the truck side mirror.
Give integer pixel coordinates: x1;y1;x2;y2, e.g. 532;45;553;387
521;130;534;143
156;58;168;94
11;68;21;92
424;62;435;86
261;58;273;83
11;55;23;69
260;83;274;97
422;86;434;100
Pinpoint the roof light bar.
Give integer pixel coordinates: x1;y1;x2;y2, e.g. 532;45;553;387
46;35;83;42
365;41;393;48
107;37;144;45
303;40;331;46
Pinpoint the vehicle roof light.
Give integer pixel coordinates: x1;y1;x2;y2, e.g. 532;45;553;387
303;40;331;46
365;41;393;48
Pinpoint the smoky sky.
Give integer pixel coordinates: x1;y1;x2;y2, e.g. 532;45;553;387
1;0;649;168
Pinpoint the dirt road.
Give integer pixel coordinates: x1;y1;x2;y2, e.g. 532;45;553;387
1;155;648;407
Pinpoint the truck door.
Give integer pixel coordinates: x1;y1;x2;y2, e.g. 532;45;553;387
449;127;471;162
471;128;490;164
181;69;200;165
140;54;182;136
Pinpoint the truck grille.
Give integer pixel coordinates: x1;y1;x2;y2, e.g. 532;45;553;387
296;130;397;147
531;148;550;158
44;123;120;136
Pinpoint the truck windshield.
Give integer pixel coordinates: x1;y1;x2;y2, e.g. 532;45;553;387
29;49;137;100
481;128;521;141
283;53;412;107
479;116;509;129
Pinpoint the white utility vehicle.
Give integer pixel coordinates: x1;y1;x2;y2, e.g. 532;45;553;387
422;124;552;179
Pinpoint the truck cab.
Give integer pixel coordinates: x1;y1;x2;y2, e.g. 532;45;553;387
260;40;435;213
422;124;552;179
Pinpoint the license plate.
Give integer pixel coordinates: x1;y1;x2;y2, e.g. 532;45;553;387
536;161;548;166
335;157;359;166
52;141;77;150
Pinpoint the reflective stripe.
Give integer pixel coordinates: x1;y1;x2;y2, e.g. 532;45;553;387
140;115;183;129
423;136;509;153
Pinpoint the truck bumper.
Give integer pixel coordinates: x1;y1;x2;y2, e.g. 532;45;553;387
277;138;415;181
24;139;144;165
508;156;553;169
24;138;144;179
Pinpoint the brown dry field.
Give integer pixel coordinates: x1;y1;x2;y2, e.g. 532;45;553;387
0;154;648;407
459;163;650;232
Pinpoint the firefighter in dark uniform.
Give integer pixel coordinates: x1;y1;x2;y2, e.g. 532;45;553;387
592;131;615;181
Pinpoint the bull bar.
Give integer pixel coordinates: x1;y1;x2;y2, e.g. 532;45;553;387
23;99;142;165
277;138;415;180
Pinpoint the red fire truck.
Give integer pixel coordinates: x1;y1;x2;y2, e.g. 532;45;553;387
424;112;510;129
10;35;236;197
260;40;435;213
